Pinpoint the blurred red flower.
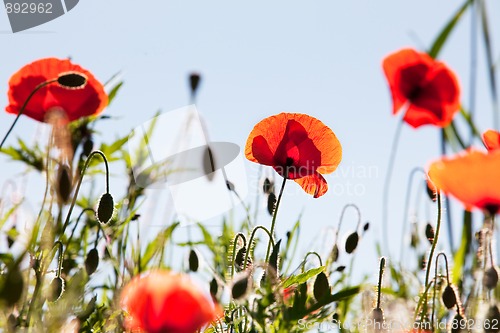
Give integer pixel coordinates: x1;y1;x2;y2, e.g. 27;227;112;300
383;48;460;128
428;149;500;215
120;271;219;333
6;58;108;122
483;129;500;151
245;113;342;198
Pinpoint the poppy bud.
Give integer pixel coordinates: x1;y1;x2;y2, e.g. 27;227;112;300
189;73;201;96
336;265;346;273
426;181;437;202
209;278;218;298
363;222;370;232
313;272;330;301
96;193;114;224
231;274;250;300
269;240;281;274
425;223;435;244
485;305;500;333
57;72;87;89
83;138;93;157
0;267;24;306
56;165;73;204
332;313;339;324
483;266;499;290
203;146;216;181
345;232;359;254
226;180;235;192
330;244;339;263
371;307;384;323
441;285;457;309
267;192;276;215
85;248;99;276
188;249;199;272
263;178;274;194
47;276;65;302
234;247;247;269
450;313;467;333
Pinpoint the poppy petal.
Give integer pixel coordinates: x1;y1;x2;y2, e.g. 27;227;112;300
483;129;500;151
294;172;328;198
428;149;500;213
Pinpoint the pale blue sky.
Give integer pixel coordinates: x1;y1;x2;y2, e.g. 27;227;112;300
1;1;499;278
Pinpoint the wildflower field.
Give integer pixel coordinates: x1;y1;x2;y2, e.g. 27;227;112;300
0;1;500;332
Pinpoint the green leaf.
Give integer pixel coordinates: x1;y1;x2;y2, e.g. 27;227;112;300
107;81;124;107
428;0;472;58
141;222;180;269
0;201;23;230
282;266;325;289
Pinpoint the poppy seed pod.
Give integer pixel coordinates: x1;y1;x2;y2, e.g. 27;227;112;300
485;305;500;333
188;249;199;272
267;193;277;215
231;274;250;300
85;248;99;276
57;72;88;89
96;193;114;224
441;285;457;309
313;272;330;301
345;232;359;254
425;223;435;244
483;266;499;290
0;267;24;306
56;165;72;204
47;276;65;302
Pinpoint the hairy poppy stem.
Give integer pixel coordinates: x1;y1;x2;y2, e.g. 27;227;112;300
265;177;287;263
301;251;323;272
382;119;404;256
376;257;386;309
61;150;110;235
243;226;275;270
230;232;247;278
63;208;95;258
0;78;58;150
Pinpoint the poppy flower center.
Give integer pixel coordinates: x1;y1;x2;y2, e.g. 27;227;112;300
407;85;422;101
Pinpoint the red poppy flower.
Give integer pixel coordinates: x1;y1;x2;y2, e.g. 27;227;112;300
245;113;342;198
6;58;108;122
428;149;500;215
483;129;500;151
382;48;460;128
120;271;219;333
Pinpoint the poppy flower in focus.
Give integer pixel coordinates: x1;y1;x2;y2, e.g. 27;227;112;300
428;149;500;215
120;271;219;333
483;129;500;151
6;58;108;123
245;113;342;198
382;48;460;128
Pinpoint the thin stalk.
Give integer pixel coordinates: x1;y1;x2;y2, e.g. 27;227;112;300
243;226;275;270
441;129;455;252
230;233;247;278
265;177;287;262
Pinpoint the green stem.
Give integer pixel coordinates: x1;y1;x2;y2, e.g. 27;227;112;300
0;78;58;150
302;251;323;272
230;233;247;278
243;226;275;270
61;150;110;235
265;177;287;262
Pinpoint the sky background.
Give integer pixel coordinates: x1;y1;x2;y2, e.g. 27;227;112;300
1;1;500;281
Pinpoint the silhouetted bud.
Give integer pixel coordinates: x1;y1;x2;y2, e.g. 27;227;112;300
425;223;435;244
226;180;235;192
442;285;457;309
269;240;281;274
450;313;467;333
371;307;384;323
267;193;276;215
332;313;339;324
210;278;218;298
231;274;250;300
96;193;114;224
336;265;346;273
56;165;72;204
57;72;87;89
363;222;370;232
263;178;273;194
345;232;359;254
188;249;199;272
234;247;247;269
0;267;24;306
85;248;99;276
483;267;499;290
313;272;330;301
47;276;65;302
189;73;201;96
485;305;500;333
330;244;339;263
426;181;437;202
203;146;216;181
82;138;93;157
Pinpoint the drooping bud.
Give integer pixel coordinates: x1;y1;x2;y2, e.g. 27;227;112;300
96;193;114;224
189;73;201;97
57;72;87;89
330;244;339;263
85;248;99;276
188;249;199;272
345;232;359;254
0;267;24;306
47;276;65;302
234;247;247;269
56;164;73;204
313;272;330;301
82;138;93;157
210;278;218;298
483;266;499;290
426;181;437;202
336;265;346;273
231;274;250;300
267;192;276;215
425;223;435;244
441;285;457;309
363;222;370;232
263;178;274;194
